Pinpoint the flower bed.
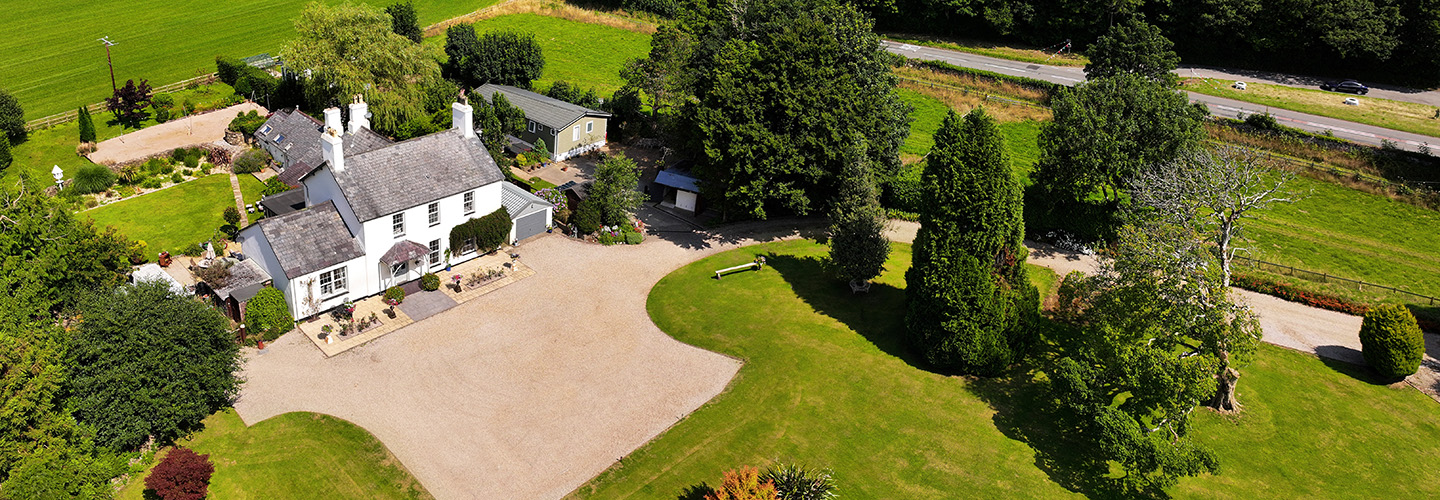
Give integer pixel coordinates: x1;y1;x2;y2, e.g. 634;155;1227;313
1231;274;1371;316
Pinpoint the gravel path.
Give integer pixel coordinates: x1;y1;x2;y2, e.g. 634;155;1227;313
234;220;830;500
88;103;266;165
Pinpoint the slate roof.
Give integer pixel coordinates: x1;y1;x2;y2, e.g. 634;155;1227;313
380;240;430;265
320;129;505;222
256;109;392;173
255;201;364;279
212;259;271;303
475;84;610;130
258;189;306;216
500;182;553;219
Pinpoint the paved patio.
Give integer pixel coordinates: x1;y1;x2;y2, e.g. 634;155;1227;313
396;290;457;321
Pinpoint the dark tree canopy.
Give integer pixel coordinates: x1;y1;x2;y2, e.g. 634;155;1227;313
78;106;96;143
145;447;213;500
385;1;423;43
1035;74;1204;203
671;0;911;220
0;88;23;142
106;79;153;129
827;139;891;284
905;109;1037;375
68;280;242;451
446;28;545;89
1084;17;1181;84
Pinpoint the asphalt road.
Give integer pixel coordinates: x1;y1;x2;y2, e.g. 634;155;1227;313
884;40;1439;151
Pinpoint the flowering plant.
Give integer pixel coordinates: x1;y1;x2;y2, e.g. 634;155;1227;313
385;298;400;306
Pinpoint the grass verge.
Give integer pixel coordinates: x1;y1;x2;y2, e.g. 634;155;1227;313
1183;78;1440;139
424;13;652;95
884;34;1088;67
117;409;432;499
569;240;1440;499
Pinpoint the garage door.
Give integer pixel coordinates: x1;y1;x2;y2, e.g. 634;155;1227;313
513;210;547;243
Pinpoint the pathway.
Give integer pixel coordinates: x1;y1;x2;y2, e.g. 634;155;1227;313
228;173;248;227
88;102;267;165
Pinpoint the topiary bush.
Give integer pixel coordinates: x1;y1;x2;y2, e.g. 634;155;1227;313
231;149;270;174
73;164;117;194
245;286;293;340
625;231;643;245
420;272;440;291
228;110;267;135
384;286;405;304
145;446;213;500
1359;304;1425;380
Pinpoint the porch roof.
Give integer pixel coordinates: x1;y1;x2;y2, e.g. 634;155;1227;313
381;240;430;265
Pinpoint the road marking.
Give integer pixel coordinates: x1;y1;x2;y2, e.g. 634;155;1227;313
984;63;1028;72
1052;76;1082;82
1208;103;1425;148
899;44;918;51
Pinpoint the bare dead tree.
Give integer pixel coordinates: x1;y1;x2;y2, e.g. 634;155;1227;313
1129;146;1302;288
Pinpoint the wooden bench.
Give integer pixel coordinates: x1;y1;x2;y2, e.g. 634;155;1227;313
715;262;759;279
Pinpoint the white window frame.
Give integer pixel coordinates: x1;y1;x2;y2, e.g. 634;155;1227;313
463;191;475;215
585;120;594;133
392;213;405;237
572;125;580;141
319;266;348;298
428;240;441;268
528;121;535;133
428;202;440;227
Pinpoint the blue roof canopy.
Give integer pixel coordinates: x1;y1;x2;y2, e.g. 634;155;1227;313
655;170;700;192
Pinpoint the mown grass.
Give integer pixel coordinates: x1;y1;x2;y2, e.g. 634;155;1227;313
570;239;1440;499
884;34;1089;67
1182;78;1440;139
425;13;651;94
0;0;493;118
2;82;236;188
85;174;241;258
898;86;1044;181
117;409;432;500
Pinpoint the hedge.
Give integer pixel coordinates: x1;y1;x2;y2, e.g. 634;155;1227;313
1229;274;1371;316
245;286;293;340
449;207;511;255
914;59;1062;100
215;56;246;86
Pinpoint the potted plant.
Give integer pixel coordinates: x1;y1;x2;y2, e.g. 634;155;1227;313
320;325;333;344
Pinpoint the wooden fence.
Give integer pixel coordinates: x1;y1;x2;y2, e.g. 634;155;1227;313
23;73;218;132
1232;255;1437;305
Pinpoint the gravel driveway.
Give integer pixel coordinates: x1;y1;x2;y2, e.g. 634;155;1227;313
234;221;826;500
89;102;265;165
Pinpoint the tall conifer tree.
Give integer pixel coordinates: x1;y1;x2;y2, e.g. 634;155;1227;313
828;138;890;285
78;107;96;143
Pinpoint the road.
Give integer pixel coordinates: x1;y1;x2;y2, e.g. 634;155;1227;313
884;40;1440;152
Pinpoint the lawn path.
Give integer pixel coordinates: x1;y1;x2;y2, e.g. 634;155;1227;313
229;173;249;227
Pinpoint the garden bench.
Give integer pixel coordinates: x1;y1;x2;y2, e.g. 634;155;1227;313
715;263;757;279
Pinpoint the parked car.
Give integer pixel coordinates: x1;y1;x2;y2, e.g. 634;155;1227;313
1321;80;1369;94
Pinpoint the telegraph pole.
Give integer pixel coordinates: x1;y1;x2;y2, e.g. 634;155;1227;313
97;37;117;92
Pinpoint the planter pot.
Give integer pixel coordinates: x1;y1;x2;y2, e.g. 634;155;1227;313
325;335;334;345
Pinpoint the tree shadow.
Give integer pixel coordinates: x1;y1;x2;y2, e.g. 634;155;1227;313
142;489;162;500
644;215;829;251
1315;350;1407;385
676;483;712;500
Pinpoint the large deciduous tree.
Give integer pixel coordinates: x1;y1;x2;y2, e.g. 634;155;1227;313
905;109;1037;376
445;27;545;89
280;2;445;137
1084;17;1181;84
672;0;910;220
68;280;242;451
827;139;890;285
585;153;645;227
1035;74;1204;204
105;79;153;129
385;1;423;43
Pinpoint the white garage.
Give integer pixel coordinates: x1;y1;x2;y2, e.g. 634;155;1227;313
501;182;554;243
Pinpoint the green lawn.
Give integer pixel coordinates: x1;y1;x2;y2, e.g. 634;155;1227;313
85;174;238;258
0;0;494;118
569;239;1440;499
883;34;1089;67
899;87;1043;181
2;82;236;187
117;409;432;500
428;13;651;94
1183;78;1440;139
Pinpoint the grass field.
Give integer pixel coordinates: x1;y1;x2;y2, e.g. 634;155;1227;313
568;240;1440;499
897;86;1044;181
84;173;262;258
426;13;651;95
117;409;432;500
0;0;496;119
1182;78;1440;139
884;34;1089;67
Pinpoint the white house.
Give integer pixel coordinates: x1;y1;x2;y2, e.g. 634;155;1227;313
237;96;553;319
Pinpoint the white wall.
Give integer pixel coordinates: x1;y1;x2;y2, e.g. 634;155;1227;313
287;259;364;320
237;225;291;315
676;190;698;212
356;180;504;296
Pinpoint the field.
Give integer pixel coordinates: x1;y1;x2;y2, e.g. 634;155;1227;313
0;0;496;119
84;173;264;258
426;13;651;94
1182;78;1440;139
884;34;1089;67
117;409;432;500
569;240;1440;498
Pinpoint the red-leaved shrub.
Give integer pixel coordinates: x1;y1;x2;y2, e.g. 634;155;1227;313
145;447;214;500
1230;274;1371;316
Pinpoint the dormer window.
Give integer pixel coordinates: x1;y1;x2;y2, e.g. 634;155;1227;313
392;213;405;237
258;124;272;136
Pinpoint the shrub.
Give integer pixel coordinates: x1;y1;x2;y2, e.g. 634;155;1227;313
142;178;162;189
384;286;405;304
762;463;837;500
1359;304;1425;380
215;56;246;85
1245;112;1280;131
625;231;643;245
155;106;171;123
228;110;267;135
171;172;184;184
705;467;779;500
232;149;270;174
222;206;240;227
245;286;293;340
161;164;175;175
420;272;440;291
574;199;602;235
598;232;619;245
145;447;213;500
261;176;293;196
0;135;9;172
73;164;117;194
152;93;175;109
145;158;167;173
182;155;199;169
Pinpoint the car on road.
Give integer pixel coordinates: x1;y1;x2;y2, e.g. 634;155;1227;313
1321;80;1369;95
